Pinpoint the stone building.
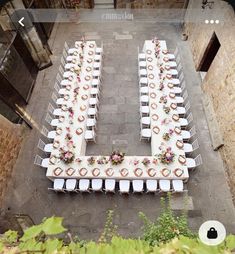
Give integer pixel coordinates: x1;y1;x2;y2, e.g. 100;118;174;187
184;0;235;200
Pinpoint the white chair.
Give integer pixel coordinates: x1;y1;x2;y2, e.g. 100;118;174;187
90;88;100;98
96;46;103;55
141;117;151;127
177;62;183;75
119;180;130;194
138;52;146;61
93;62;101;70
93;70;101;80
63;71;75;79
60;79;72;87
179;113;193;128
91;78;101;88
179;72;184;83
184;139;199;154
140;95;149;105
146;180;158;193
48;179;65;192
58;65;64;77
64;63;75;71
86;118;96;129
167;69;178;78
89;97;99;108
140;128;151;141
41;126;57;140
64;41;69;52
37;139;53;153
65;179;77;192
177;101;190;116
66;55;75;62
94;54;102;62
139;77;148;87
34;155;49;168
140;86;149;95
172;180;184;192
68;48;78;55
85;130;96;142
139;61;147;69
132;180;144;193
45;113;60;128
168;53;175;61
168;61;177;68
140;106;150;116
174;81;186;94
175;91;188;104
171;79;180;86
87;107;97;118
104;179;116;193
181;126;196;141
139;69;147;78
77;179;90;192
61;56;66;67
186;154;202;170
159;179;171;192
91;179;103;192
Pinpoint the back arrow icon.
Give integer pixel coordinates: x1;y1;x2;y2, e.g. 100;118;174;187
18;17;25;27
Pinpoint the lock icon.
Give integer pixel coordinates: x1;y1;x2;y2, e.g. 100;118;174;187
207;227;218;239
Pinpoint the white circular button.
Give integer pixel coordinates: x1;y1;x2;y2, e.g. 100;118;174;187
210;20;214;24
199;220;226;246
215;20;220;24
205;20;209;24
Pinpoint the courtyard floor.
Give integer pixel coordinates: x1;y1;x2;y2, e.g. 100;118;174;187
2;18;235;239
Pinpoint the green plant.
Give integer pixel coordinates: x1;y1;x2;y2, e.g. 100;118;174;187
98;210;118;243
139;194;196;246
0;214;234;253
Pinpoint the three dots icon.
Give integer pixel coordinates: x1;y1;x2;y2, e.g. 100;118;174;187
205;20;220;24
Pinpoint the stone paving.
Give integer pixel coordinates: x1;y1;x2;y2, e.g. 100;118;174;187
2;18;235;239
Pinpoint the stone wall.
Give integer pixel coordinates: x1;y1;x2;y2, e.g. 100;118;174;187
0;115;24;204
184;0;235;201
116;0;185;9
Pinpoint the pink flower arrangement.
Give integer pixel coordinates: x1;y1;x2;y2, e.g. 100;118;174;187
87;156;96;165
159;82;164;91
142;158;150;166
97;156;109;165
76;158;82;163
59;147;75;164
68;107;74;119
152;158;158;165
110;151;125;165
133;159;139;166
161;118;172;125
158;147;175;165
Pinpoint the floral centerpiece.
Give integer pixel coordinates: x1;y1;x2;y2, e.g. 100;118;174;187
159;95;167;104
159;82;164;91
65;132;72;141
97;156;109;165
68;107;74;119
161;118;172;125
163;106;171;114
87;156;96;165
163;128;174;141
133;158;139;166
142;157;150;166
162;132;171;141
110;151;125;165
75;158;82;163
158;147;175;165
152;157;158;165
59;147;75;164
